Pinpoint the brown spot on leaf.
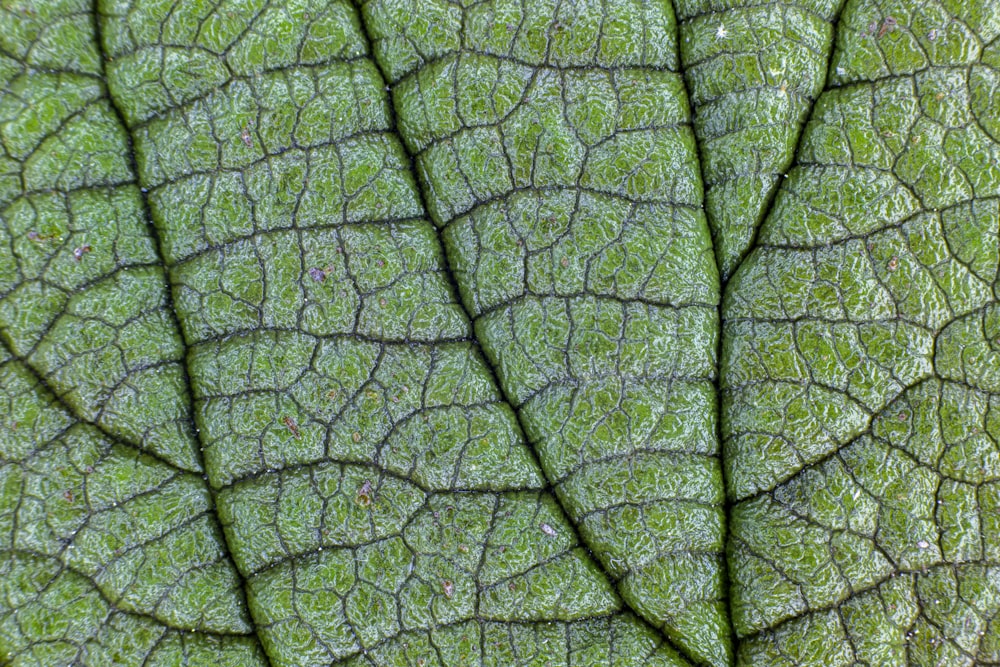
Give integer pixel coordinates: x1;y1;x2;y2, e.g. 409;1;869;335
282;416;300;438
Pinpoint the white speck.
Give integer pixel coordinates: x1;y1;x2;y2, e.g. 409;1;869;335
540;522;557;537
716;23;728;40
836;66;847;76
917;540;930;549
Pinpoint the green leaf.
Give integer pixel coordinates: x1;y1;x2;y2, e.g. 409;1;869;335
722;0;1000;664
1;0;998;666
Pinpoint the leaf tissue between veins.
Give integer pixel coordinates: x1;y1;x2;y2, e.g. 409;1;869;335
0;0;999;666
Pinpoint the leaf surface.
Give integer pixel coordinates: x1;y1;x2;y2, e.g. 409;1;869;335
722;0;1000;664
0;0;998;666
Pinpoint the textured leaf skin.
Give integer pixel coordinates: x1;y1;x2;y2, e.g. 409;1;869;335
361;1;728;664
92;0;692;665
1;0;999;666
722;0;1000;664
675;0;843;279
0;1;263;664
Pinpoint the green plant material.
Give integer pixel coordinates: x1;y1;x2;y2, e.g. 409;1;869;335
0;0;998;666
361;1;726;663
675;0;843;279
723;0;1000;664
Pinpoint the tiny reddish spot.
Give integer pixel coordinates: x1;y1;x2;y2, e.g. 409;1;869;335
442;580;454;598
73;244;92;261
888;256;899;271
282;416;300;438
63;490;74;503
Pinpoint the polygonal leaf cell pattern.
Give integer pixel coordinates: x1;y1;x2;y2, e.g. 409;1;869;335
0;0;998;666
722;0;1000;664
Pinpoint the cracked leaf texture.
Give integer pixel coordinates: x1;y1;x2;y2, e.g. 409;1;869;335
0;0;998;666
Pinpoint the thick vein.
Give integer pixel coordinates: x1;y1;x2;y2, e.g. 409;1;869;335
88;6;272;663
351;10;701;665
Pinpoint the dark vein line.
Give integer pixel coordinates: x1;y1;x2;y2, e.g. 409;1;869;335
352;6;704;666
717;0;852;287
679;0;852;657
0;335;197;476
668;1;738;660
88;7;273;664
1;548;253;639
